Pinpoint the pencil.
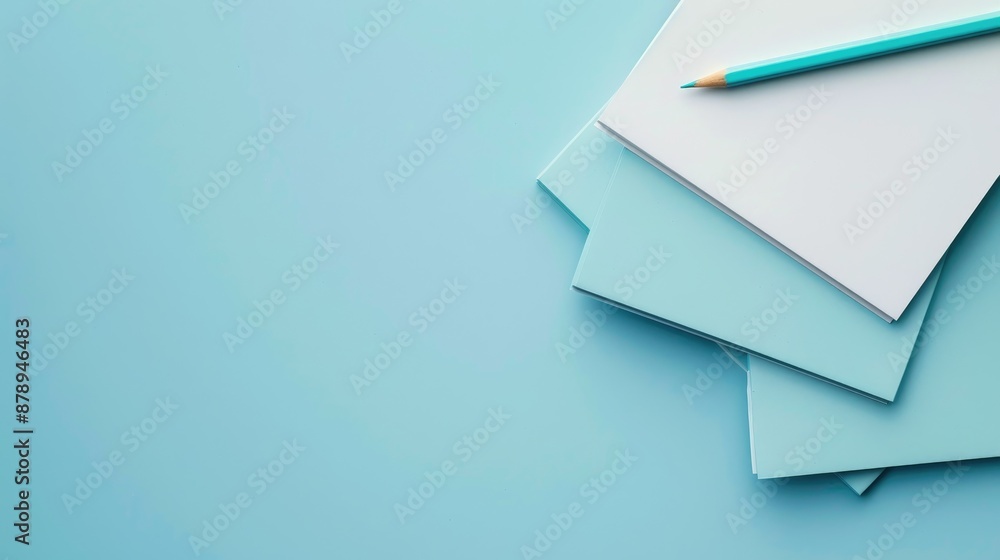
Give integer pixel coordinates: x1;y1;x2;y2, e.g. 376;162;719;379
682;10;1000;89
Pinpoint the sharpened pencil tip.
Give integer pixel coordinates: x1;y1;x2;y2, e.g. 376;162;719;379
682;70;728;88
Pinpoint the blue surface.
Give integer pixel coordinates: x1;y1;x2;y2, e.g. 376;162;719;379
3;1;999;558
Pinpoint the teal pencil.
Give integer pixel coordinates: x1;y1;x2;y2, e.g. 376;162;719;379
682;10;1000;88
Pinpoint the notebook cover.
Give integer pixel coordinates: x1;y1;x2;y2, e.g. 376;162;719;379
572;148;941;402
537;111;625;232
837;469;885;495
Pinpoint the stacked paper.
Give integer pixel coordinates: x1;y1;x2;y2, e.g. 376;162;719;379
540;115;889;493
537;0;1000;496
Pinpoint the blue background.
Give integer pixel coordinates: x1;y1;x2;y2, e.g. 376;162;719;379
2;0;998;558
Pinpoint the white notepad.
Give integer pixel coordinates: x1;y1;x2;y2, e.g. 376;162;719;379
599;0;1000;321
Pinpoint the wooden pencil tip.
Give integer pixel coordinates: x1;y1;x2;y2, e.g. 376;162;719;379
681;70;728;89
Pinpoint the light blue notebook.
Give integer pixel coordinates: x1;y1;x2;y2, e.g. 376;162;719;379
836;468;883;495
750;181;1000;476
572;148;942;403
537;111;625;231
539;117;883;495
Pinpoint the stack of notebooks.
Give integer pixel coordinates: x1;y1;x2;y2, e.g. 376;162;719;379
538;0;1000;495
